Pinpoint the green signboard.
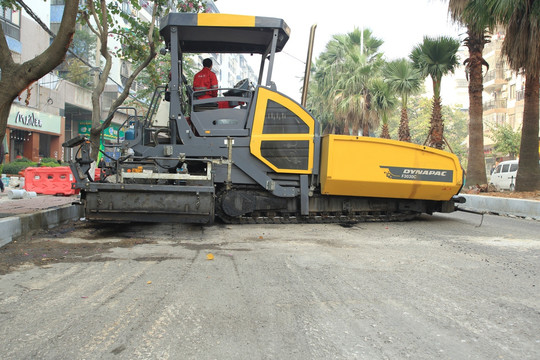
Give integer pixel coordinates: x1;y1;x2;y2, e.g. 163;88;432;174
8;104;62;134
78;121;125;141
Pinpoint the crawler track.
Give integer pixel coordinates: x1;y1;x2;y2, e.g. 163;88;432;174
217;210;420;224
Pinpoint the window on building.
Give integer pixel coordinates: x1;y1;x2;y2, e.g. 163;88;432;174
0;7;20;41
121;0;130;14
1;7;12;22
509;84;516;99
139;1;154;14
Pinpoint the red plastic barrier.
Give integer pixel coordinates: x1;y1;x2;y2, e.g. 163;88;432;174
24;166;79;196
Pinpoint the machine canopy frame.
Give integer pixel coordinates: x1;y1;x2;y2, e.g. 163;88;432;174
159;13;290;54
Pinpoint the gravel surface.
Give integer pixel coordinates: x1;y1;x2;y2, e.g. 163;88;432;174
0;212;539;359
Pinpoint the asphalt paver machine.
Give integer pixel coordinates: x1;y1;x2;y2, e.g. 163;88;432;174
65;13;464;224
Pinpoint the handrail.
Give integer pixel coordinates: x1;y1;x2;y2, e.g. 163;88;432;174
100;106;139;147
144;85;167;127
192;87;252;99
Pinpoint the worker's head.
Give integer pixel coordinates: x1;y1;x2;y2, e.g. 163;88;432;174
203;58;212;69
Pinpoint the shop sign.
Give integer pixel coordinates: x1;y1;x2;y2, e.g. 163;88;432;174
78;121;125;141
7;104;61;134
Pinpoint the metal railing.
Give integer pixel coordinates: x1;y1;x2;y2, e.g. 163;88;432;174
483;69;505;83
483;99;507;110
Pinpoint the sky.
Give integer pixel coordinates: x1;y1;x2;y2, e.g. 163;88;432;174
214;0;465;102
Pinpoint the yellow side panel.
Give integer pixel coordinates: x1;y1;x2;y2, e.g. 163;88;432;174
197;13;256;27
320;135;463;201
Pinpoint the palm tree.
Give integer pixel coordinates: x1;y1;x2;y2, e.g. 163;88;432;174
370;79;397;139
312;35;349;134
312;28;384;135
448;0;492;187
467;0;540;191
384;59;423;142
410;36;460;149
334;55;380;135
307;67;336;134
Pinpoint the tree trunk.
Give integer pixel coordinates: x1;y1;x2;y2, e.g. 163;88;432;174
362;117;369;136
465;31;487;187
398;106;410;142
342;117;350;136
362;91;371;136
351;120;360;136
89;53;112;162
380;124;390;139
88;0;113;162
428;96;444;150
0;63;23;142
515;73;540;191
0;94;17;143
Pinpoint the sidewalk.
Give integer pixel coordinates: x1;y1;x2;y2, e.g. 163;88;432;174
0;190;82;247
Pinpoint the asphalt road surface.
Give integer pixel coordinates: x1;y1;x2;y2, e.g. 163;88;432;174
0;212;539;359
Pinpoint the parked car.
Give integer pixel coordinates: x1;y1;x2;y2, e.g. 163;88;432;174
490;160;518;191
490;160;540;191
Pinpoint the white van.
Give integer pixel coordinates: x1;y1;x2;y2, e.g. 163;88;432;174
490;160;540;191
490;160;518;191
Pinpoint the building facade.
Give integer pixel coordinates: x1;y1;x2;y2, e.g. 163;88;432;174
480;29;531;167
443;29;538;171
1;2;123;163
1;3;68;162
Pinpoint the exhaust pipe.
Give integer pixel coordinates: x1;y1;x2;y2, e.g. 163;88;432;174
301;24;317;108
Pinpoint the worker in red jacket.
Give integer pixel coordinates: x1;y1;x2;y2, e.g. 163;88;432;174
193;58;230;108
193;58;218;99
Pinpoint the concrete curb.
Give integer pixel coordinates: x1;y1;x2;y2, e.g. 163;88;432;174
459;194;540;220
0;204;83;248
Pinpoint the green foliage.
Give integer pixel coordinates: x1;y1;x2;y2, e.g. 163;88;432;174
57;27;96;88
384;59;422;107
70;27;96;62
3;161;37;175
370;79;397;127
410;36;461;97
3;157;62;174
310;28;385;135
487;122;521;158
40;157;63;166
442;104;469;163
407;97;432;144
0;0;20;10
62;58;94;88
85;0;208;105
